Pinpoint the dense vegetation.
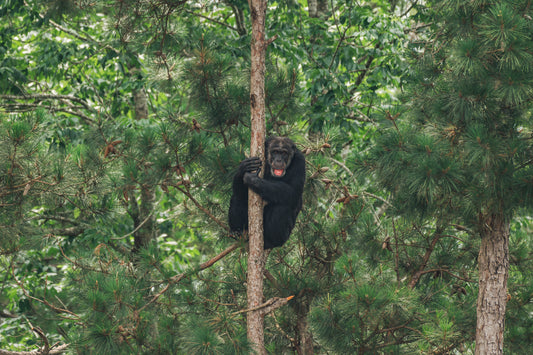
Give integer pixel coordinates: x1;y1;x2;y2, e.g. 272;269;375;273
1;0;532;354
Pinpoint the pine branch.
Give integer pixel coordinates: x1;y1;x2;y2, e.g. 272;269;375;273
112;199;157;241
27;322;49;355
184;9;239;32
415;268;473;283
173;184;230;231
408;230;442;289
11;265;80;320
58;244;112;274
138;242;240;312
0;343;69;355
230;4;247;35
232;295;294;316
0;95;95;124
170;242;240;283
0;95;92;110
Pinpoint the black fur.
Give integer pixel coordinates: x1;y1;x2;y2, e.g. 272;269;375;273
228;137;306;249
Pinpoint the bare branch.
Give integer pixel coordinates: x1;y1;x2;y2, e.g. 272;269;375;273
233;295;294;316
0;95;92;111
11;265;80;320
184;9;239;32
173;184;230;231
0;95;95;124
138;242;240;312
0;343;69;355
408;231;442;289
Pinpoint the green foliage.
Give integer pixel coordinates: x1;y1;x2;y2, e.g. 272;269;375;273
367;0;533;222
310;276;418;353
281;0;410;132
1;0;532;354
0;111;64;251
362;0;533;352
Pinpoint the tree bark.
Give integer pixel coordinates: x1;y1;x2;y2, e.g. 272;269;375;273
308;0;328;18
295;302;314;355
247;0;267;353
316;0;328;18
0;343;69;355
308;0;317;18
475;213;509;355
132;183;156;252
133;88;148;120
131;84;156;253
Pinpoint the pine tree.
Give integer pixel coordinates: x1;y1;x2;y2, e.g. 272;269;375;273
247;0;268;352
367;1;533;353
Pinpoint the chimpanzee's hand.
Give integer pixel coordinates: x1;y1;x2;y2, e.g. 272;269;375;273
238;157;261;179
243;171;261;186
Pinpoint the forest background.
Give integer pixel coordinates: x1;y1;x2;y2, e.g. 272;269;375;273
1;0;532;354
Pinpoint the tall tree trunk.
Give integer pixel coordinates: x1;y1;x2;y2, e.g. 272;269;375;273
132;184;156;252
308;0;317;17
475;213;509;355
131;82;156;253
308;0;328;18
316;0;328;18
295;301;314;355
133;88;148;120
247;0;267;353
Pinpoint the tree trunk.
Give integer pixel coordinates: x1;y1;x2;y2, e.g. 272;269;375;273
247;0;267;353
316;0;328;18
295;302;314;355
132;184;156;252
308;0;317;18
475;213;509;355
308;0;328;18
133;88;148;120
131;83;156;253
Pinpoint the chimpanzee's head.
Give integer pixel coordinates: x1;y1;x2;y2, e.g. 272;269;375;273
266;137;296;178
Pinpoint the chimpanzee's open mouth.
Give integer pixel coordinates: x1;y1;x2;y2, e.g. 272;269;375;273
272;168;285;177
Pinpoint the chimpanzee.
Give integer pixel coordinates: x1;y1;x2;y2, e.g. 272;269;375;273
228;136;306;249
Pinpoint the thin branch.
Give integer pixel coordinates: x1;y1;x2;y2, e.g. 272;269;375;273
0;96;95;124
352;42;381;91
197;294;238;307
362;191;392;206
184;9;239;32
49;226;85;237
416;268;473;283
173;184;230;231
111;207;156;240
264;34;279;47
400;0;419;18
328;26;350;70
11;265;79;320
408;230;442;289
138;242;240;312
232;295;294;316
26;322;48;355
0;315;69;355
0;95;92;111
0;343;69;355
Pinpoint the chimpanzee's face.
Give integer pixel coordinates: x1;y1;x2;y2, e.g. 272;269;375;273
266;137;295;178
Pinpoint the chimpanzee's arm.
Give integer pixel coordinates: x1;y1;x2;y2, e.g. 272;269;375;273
228;157;262;232
243;174;297;204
